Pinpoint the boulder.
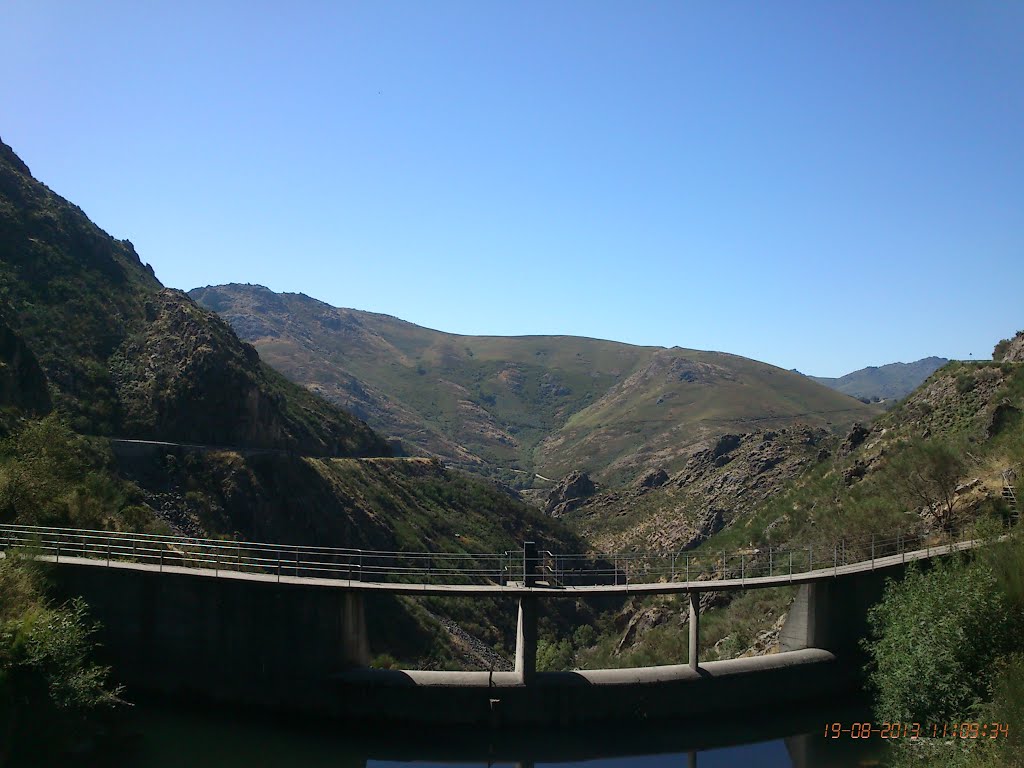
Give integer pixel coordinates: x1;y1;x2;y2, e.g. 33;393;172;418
635;467;670;491
840;422;870;454
545;470;597;517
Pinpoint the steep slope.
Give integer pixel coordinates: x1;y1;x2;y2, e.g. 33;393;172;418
0;137;385;457
536;348;874;483
190;284;879;484
0;137;592;669
806;356;948;404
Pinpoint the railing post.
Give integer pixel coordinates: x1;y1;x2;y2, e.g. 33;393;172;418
685;555;690;583
769;546;773;577
789;550;793;582
740;554;745;584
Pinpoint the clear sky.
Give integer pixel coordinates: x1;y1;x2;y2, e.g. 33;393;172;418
2;1;1021;376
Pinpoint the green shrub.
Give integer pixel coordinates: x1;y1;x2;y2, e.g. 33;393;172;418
0;555;121;760
864;557;1021;724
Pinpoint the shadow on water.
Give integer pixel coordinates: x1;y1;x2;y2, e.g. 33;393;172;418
80;694;886;768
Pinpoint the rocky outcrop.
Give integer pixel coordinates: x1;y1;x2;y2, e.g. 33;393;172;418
110;290;388;457
635;468;669;491
559;426;833;553
545;470;597;517
840;422;870;454
994;331;1024;363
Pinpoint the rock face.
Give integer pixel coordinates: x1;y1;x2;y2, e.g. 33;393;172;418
545;470;597;517
109;289;388;456
557;426;832;553
635;468;670;491
840;422;870;455
995;331;1024;363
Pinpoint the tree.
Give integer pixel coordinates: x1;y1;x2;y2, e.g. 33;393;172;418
891;440;966;531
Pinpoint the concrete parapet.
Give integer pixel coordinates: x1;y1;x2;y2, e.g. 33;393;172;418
333;649;855;725
49;560;369;711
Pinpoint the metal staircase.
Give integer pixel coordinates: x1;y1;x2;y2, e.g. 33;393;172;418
1003;469;1018;522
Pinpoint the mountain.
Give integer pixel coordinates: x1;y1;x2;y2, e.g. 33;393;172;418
189;284;880;485
805;357;949;405
0;138;386;457
0;136;593;668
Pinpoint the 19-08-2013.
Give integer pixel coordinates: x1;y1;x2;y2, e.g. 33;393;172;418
825;722;1010;740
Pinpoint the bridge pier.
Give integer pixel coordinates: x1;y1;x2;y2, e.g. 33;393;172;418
514;596;538;684
688;592;700;670
341;592;370;666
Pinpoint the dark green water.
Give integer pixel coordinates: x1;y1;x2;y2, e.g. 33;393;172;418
76;698;888;768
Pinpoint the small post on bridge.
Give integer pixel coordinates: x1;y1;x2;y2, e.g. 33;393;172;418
523;541;539;587
688;591;700;671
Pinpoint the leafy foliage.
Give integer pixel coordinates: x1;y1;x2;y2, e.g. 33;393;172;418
864;557;1017;723
889;439;967;530
0;554;122;762
0;414;156;531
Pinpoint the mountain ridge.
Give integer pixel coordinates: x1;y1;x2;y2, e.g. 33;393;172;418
802;356;949;405
190;283;880;485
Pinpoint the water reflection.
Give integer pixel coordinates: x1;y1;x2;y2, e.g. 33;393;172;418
88;697;883;768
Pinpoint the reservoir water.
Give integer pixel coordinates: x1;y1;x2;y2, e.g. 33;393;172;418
78;697;887;768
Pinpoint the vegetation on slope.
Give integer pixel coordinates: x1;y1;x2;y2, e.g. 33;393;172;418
0;138;385;456
0;554;122;766
558;357;1023;674
865;535;1024;767
190;283;879;484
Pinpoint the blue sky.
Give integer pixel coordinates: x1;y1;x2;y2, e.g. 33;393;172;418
2;1;1021;376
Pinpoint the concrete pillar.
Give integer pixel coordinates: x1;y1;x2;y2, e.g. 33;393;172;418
779;582;831;652
688;592;700;670
340;592;370;667
515;596;538;684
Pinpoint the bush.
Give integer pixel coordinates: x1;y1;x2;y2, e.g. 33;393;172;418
864;557;1021;723
0;555;121;761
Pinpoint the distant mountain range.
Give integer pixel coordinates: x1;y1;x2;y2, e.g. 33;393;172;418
801;357;949;405
190;284;879;485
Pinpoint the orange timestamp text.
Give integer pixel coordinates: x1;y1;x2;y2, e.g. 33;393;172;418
824;722;1010;740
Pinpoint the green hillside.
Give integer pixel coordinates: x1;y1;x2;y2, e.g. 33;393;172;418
191;284;880;484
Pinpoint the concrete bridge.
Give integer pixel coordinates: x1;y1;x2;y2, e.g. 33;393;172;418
0;522;1004;725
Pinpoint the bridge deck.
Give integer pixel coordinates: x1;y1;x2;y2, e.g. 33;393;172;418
13;536;980;596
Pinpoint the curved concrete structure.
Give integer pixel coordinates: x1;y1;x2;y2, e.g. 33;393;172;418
1;523;1004;725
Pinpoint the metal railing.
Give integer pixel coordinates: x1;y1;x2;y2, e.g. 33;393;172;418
0;517;1015;589
0;524;517;586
